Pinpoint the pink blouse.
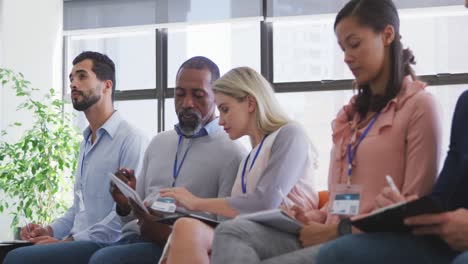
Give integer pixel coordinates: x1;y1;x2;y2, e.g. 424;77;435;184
326;76;441;223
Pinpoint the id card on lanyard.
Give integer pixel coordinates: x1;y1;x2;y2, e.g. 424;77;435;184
330;112;380;216
330;184;362;216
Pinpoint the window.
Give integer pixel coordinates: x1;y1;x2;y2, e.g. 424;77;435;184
399;7;468;75
276;90;354;190
115;100;158;139
167;20;261;88
66;31;156;91
272;6;468;83
273;16;349;83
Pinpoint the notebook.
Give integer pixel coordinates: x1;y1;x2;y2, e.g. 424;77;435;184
156;211;219;228
351;195;444;233
237;209;303;234
0;240;33;245
107;173;148;213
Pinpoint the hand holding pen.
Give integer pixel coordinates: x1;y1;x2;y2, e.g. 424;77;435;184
277;187;326;224
385;175;401;196
278;187;294;210
110;167;137;215
20;223;51;240
374;175;418;209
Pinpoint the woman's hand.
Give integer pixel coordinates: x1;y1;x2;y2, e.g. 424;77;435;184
287;205;327;224
374;186;418;209
159;187;201;211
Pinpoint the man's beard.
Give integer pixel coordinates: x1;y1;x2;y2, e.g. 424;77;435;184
72;88;101;111
177;108;203;137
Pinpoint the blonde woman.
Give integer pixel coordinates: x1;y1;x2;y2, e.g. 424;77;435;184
159;67;319;264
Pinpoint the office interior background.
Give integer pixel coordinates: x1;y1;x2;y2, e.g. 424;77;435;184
0;0;467;239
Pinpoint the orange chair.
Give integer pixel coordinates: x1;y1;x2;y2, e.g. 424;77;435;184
318;190;329;209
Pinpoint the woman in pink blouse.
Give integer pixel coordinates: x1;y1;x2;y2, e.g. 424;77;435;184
210;0;442;263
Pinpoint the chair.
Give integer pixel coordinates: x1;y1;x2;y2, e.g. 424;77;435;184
318;190;329;209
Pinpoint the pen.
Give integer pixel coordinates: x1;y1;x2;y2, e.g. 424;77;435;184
277;187;294;210
385;175;401;196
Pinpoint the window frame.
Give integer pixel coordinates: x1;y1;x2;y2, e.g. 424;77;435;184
62;1;468;133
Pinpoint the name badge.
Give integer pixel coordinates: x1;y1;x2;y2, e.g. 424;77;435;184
330;184;362;216
150;197;176;213
331;193;360;215
144;192;177;213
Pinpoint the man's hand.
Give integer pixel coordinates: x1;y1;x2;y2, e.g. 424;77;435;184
299;221;338;248
128;198;163;223
374;187;418;209
110;167;136;215
405;208;468;251
128;198;171;245
159;187;201;211
20;224;52;240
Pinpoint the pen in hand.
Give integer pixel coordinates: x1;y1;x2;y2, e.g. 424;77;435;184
277;187;294;210
385;175;401;196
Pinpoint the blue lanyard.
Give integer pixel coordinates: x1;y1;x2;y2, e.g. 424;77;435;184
241;135;268;194
173;136;193;187
347;112;381;182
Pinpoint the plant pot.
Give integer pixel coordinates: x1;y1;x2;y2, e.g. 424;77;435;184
13;226;21;240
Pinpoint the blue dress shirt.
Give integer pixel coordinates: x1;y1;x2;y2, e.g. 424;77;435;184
49;111;148;243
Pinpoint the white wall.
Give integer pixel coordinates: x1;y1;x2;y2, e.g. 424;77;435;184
0;0;3;131
0;0;63;239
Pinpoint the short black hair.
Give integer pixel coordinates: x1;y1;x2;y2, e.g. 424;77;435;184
176;56;220;84
73;51;116;102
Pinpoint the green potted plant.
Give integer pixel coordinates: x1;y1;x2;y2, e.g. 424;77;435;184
0;68;81;231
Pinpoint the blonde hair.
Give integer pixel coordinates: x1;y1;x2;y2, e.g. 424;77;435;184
212;67;290;135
